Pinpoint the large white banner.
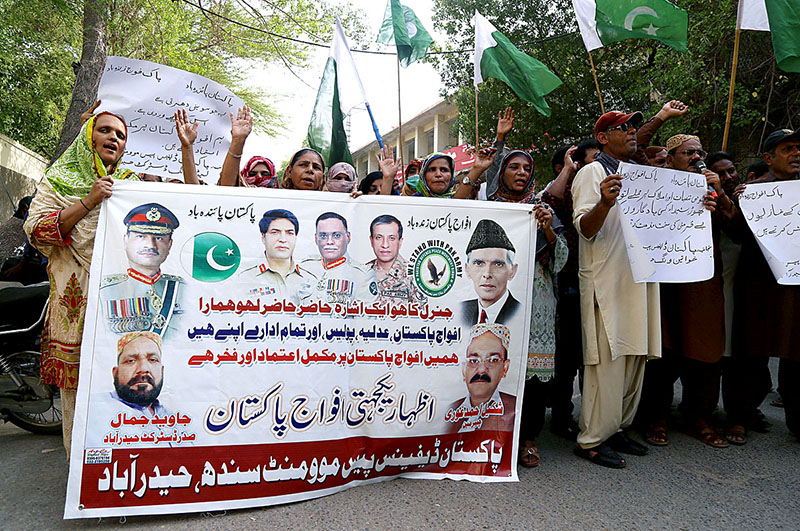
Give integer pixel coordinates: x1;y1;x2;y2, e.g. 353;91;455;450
738;180;800;284
65;183;537;518
97;57;244;181
617;162;714;283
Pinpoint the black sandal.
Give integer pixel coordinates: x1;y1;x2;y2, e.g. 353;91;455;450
574;443;626;469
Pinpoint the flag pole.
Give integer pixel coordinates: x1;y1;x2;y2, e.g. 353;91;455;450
396;55;405;168
475;86;479;148
365;103;384;149
722;28;742;152
588;50;605;114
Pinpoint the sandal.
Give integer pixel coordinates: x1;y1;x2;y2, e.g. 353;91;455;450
519;444;540;468
644;420;669;446
725;424;747;446
694;421;729;448
574;443;626;469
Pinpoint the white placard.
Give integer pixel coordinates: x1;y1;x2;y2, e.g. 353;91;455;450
97;56;244;181
738;180;800;284
617;162;714;283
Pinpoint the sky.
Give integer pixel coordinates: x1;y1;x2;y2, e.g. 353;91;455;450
240;0;450;166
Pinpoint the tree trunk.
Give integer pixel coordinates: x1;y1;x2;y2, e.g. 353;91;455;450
50;0;109;163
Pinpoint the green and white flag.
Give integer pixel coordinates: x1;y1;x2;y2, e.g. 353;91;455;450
738;0;800;73
473;11;562;117
308;18;369;166
376;0;433;67
572;0;688;53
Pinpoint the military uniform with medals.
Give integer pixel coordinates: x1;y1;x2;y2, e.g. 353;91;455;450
367;255;427;305
100;203;183;338
299;255;378;304
237;259;316;305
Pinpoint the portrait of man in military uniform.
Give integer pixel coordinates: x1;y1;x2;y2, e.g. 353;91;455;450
300;212;377;304
237;209;316;304
99;203;183;337
462;219;520;326
366;214;425;305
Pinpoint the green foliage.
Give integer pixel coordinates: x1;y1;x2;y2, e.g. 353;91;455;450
431;0;800;179
1;0;367;158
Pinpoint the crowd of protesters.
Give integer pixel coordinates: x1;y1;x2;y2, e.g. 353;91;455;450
12;95;799;470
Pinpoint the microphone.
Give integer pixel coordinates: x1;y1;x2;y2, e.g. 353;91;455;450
692;159;718;199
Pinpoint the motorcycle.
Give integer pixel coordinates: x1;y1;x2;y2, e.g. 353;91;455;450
0;281;62;434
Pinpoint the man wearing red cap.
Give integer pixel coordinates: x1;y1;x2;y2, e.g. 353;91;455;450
570;110;661;468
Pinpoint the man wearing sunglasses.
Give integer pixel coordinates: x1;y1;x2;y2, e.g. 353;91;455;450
638;135;733;450
570;110;661;469
301;212;377;304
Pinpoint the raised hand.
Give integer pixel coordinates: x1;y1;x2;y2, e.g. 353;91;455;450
496;107;515;141
174;109;198;148
564;145;578;174
376;144;400;179
230;105;253;140
659;99;688;120
473;145;498;173
81;100;101;125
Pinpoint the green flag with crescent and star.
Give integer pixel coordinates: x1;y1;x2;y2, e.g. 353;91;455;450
185;232;241;283
572;0;688;53
376;0;433;67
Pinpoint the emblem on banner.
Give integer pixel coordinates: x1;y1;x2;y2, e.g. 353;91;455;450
408;239;461;297
180;232;241;282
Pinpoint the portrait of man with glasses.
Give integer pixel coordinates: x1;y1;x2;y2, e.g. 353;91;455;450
445;323;517;434
300;211;377;304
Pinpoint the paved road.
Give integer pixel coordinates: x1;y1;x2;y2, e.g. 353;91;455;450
2;365;799;530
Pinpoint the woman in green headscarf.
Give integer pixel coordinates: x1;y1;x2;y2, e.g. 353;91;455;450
24;111;137;456
402;149;495;199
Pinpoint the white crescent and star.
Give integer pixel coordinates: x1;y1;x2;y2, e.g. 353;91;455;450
206;245;235;271
624;6;660;36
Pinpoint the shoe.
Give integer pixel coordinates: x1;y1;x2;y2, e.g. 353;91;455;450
574;443;626;469
550;418;580;441
519;443;540;468
607;431;649;456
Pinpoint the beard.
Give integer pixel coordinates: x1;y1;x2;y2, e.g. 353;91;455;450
115;373;163;407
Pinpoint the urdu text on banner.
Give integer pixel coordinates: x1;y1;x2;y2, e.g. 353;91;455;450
738;180;800;285
96;57;244;181
64;183;537;518
616;162;714;283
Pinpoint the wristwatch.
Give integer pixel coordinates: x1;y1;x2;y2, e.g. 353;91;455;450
461;176;480;188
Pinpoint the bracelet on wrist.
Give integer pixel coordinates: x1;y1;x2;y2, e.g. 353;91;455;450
228;150;242;159
79;198;92;212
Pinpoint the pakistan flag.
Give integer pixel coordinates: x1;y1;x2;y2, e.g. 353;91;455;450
181;232;241;283
573;0;688;53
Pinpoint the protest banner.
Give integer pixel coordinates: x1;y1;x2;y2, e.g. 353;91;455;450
96;57;244;181
738;180;800;285
64;183;537;518
616;162;714;283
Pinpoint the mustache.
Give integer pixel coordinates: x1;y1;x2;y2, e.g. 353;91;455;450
126;374;156;388
470;373;491;384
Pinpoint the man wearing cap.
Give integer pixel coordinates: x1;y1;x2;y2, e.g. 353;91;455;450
731;128;800;440
86;331;177;448
445;323;516;433
300;212;377;304
461;219;519;326
99;203;183;338
570;110;660;468
637;135;733;448
237;209;316;305
366;214;426;305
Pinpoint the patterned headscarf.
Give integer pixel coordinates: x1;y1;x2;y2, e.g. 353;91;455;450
240;156;276;188
489;150;536;203
414;152;456;197
326;162;358;193
46;112;135;197
117;331;162;360
666;134;700;153
469;323;511;355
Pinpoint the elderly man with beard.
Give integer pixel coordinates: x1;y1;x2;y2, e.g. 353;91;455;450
86;332;171;447
731;129;800;441
571;110;663;468
636;135;733;448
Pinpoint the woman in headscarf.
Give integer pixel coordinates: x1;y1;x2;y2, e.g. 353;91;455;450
359;171;384;195
240;156;277;188
403;149;495;199
325;162;358;193
280;148;326;191
488;149;568;468
24;111;138;456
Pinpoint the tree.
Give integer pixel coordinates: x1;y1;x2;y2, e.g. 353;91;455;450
431;0;800;181
0;0;367;159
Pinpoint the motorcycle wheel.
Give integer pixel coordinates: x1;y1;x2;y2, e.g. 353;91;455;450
5;351;62;435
